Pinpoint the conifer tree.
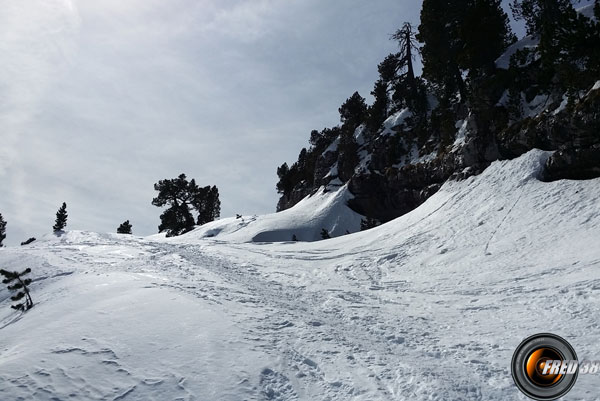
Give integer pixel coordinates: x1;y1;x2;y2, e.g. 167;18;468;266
152;174;220;237
339;92;368;130
511;0;595;91
510;0;578;63
276;163;293;195
419;0;514;101
417;0;468;100
510;0;576;37
368;79;390;130
1;267;34;311
117;220;133;234
459;0;515;75
391;22;419;98
337;130;360;181
195;185;221;225
53;202;68;232
0;213;6;247
320;228;331;240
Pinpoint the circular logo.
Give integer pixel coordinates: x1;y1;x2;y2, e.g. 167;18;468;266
511;333;579;400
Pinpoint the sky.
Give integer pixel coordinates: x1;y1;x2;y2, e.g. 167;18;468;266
0;0;571;245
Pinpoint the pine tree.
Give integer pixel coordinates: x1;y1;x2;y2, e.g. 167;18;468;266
337;130;360;182
1;267;34;311
117;220;133;234
276;163;292;195
53;202;68;232
510;0;578;64
511;0;595;92
458;0;515;75
510;0;576;37
368;79;390;130
391;22;419;97
152;174;220;237
418;0;515;104
417;0;468;100
320;228;331;239
339;92;368;130
195;185;221;225
0;213;6;247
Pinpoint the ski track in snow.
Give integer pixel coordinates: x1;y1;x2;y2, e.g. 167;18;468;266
1;150;600;400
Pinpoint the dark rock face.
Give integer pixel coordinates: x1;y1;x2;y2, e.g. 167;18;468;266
276;181;313;212
498;87;600;181
277;86;600;223
542;146;600;181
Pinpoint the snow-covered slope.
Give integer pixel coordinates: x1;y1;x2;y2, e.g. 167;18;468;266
1;150;599;400
178;183;364;243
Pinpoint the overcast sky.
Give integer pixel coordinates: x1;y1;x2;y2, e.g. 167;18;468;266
0;0;539;245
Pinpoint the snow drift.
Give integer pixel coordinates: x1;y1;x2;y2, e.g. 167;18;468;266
178;183;364;243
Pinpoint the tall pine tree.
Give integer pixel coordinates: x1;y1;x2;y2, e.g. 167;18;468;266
417;0;468;101
511;1;578;66
195;185;221;225
152;174;221;237
458;0;515;76
512;0;596;92
391;22;419;98
339;92;368;130
419;0;514;100
53;202;68;232
0;213;6;247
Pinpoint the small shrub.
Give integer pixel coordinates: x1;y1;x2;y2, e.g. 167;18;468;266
1;268;34;311
117;220;133;234
20;237;36;246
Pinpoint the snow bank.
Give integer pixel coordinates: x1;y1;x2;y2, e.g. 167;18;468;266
0;272;267;400
180;184;364;243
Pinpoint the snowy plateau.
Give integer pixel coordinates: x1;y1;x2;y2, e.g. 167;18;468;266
1;150;599;401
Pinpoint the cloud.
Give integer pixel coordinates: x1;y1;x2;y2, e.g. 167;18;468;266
1;0;421;244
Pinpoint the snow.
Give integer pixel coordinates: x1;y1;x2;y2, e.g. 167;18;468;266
184;184;364;242
452;118;469;149
553;95;569;115
592;80;600;91
324;137;340;153
0;271;265;400
2;150;600;400
324;162;338;178
380;108;412;136
577;4;596;21
495;35;539;70
524;93;552;117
